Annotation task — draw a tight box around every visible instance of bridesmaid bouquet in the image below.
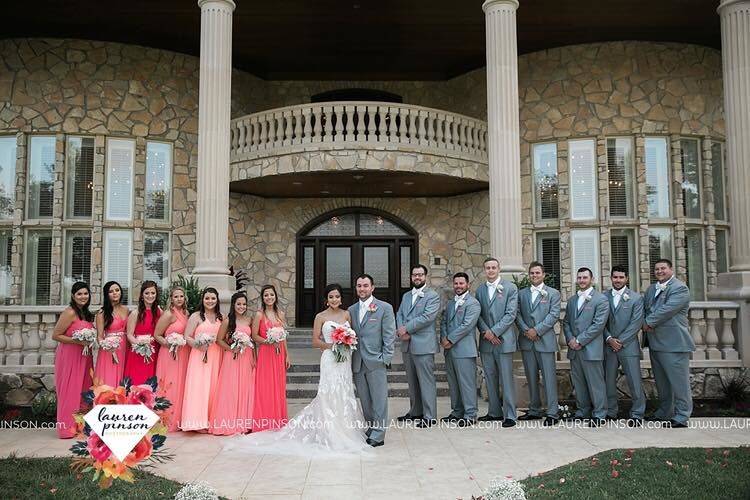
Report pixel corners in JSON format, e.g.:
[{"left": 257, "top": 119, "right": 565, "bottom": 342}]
[
  {"left": 194, "top": 332, "right": 216, "bottom": 363},
  {"left": 230, "top": 331, "right": 253, "bottom": 359},
  {"left": 330, "top": 324, "right": 358, "bottom": 362},
  {"left": 165, "top": 333, "right": 187, "bottom": 361},
  {"left": 132, "top": 335, "right": 155, "bottom": 364},
  {"left": 265, "top": 326, "right": 287, "bottom": 354},
  {"left": 99, "top": 336, "right": 122, "bottom": 365},
  {"left": 72, "top": 327, "right": 98, "bottom": 356}
]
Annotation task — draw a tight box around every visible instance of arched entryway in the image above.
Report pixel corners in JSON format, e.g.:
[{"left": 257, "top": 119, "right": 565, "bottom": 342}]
[{"left": 296, "top": 208, "right": 418, "bottom": 326}]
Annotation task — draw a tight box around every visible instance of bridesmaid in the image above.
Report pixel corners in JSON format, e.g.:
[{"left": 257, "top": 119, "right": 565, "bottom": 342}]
[
  {"left": 251, "top": 285, "right": 291, "bottom": 432},
  {"left": 124, "top": 281, "right": 162, "bottom": 385},
  {"left": 93, "top": 281, "right": 129, "bottom": 387},
  {"left": 154, "top": 286, "right": 190, "bottom": 432},
  {"left": 52, "top": 281, "right": 95, "bottom": 438},
  {"left": 210, "top": 292, "right": 256, "bottom": 435},
  {"left": 181, "top": 287, "right": 223, "bottom": 432}
]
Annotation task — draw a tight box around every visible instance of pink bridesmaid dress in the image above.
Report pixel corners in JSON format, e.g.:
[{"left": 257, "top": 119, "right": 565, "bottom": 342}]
[
  {"left": 124, "top": 309, "right": 161, "bottom": 385},
  {"left": 209, "top": 323, "right": 256, "bottom": 435},
  {"left": 55, "top": 318, "right": 94, "bottom": 438},
  {"left": 251, "top": 316, "right": 288, "bottom": 432},
  {"left": 154, "top": 309, "right": 189, "bottom": 432},
  {"left": 180, "top": 318, "right": 222, "bottom": 431},
  {"left": 93, "top": 315, "right": 128, "bottom": 387}
]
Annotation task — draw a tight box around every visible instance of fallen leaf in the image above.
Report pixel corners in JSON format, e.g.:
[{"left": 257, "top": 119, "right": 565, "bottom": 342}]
[
  {"left": 559, "top": 478, "right": 566, "bottom": 484},
  {"left": 49, "top": 489, "right": 57, "bottom": 495},
  {"left": 610, "top": 459, "right": 619, "bottom": 466},
  {"left": 538, "top": 484, "right": 546, "bottom": 489},
  {"left": 706, "top": 459, "right": 713, "bottom": 464},
  {"left": 666, "top": 461, "right": 673, "bottom": 467},
  {"left": 723, "top": 450, "right": 730, "bottom": 457},
  {"left": 611, "top": 470, "right": 620, "bottom": 478}
]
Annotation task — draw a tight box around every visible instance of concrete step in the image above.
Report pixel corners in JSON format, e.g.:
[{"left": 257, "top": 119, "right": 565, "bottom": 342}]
[
  {"left": 287, "top": 362, "right": 447, "bottom": 373},
  {"left": 286, "top": 382, "right": 451, "bottom": 400},
  {"left": 287, "top": 372, "right": 449, "bottom": 384}
]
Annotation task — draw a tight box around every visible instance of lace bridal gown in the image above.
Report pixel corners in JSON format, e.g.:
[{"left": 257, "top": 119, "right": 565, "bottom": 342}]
[{"left": 226, "top": 321, "right": 370, "bottom": 456}]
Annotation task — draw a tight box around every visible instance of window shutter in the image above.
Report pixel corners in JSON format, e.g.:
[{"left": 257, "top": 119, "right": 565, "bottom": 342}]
[
  {"left": 106, "top": 138, "right": 134, "bottom": 221},
  {"left": 648, "top": 227, "right": 672, "bottom": 282},
  {"left": 645, "top": 137, "right": 670, "bottom": 218},
  {"left": 610, "top": 229, "right": 637, "bottom": 288},
  {"left": 64, "top": 230, "right": 92, "bottom": 291},
  {"left": 66, "top": 137, "right": 94, "bottom": 218},
  {"left": 570, "top": 228, "right": 600, "bottom": 285},
  {"left": 680, "top": 138, "right": 701, "bottom": 219},
  {"left": 0, "top": 230, "right": 11, "bottom": 303},
  {"left": 606, "top": 138, "right": 633, "bottom": 218},
  {"left": 24, "top": 230, "right": 52, "bottom": 305},
  {"left": 536, "top": 232, "right": 561, "bottom": 290},
  {"left": 684, "top": 229, "right": 705, "bottom": 300},
  {"left": 28, "top": 136, "right": 55, "bottom": 219},
  {"left": 144, "top": 232, "right": 170, "bottom": 290},
  {"left": 104, "top": 230, "right": 132, "bottom": 303},
  {"left": 711, "top": 142, "right": 726, "bottom": 221},
  {"left": 0, "top": 137, "right": 16, "bottom": 220},
  {"left": 569, "top": 139, "right": 597, "bottom": 220}
]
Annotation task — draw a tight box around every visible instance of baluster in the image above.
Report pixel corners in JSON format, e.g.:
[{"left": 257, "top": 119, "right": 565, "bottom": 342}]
[
  {"left": 251, "top": 116, "right": 259, "bottom": 149},
  {"left": 313, "top": 106, "right": 323, "bottom": 142},
  {"left": 323, "top": 105, "right": 334, "bottom": 143},
  {"left": 40, "top": 313, "right": 58, "bottom": 366},
  {"left": 720, "top": 309, "right": 739, "bottom": 360},
  {"left": 480, "top": 126, "right": 487, "bottom": 152},
  {"left": 704, "top": 309, "right": 721, "bottom": 359},
  {"left": 23, "top": 314, "right": 40, "bottom": 366},
  {"left": 408, "top": 108, "right": 417, "bottom": 142},
  {"left": 293, "top": 108, "right": 303, "bottom": 144},
  {"left": 426, "top": 112, "right": 436, "bottom": 145},
  {"left": 302, "top": 108, "right": 312, "bottom": 144},
  {"left": 354, "top": 105, "right": 365, "bottom": 140},
  {"left": 259, "top": 116, "right": 268, "bottom": 147},
  {"left": 229, "top": 123, "right": 237, "bottom": 153},
  {"left": 436, "top": 113, "right": 445, "bottom": 145},
  {"left": 460, "top": 119, "right": 468, "bottom": 151},
  {"left": 0, "top": 313, "right": 6, "bottom": 364},
  {"left": 388, "top": 106, "right": 398, "bottom": 143},
  {"left": 367, "top": 106, "right": 377, "bottom": 142},
  {"left": 418, "top": 110, "right": 427, "bottom": 145},
  {"left": 466, "top": 121, "right": 474, "bottom": 152},
  {"left": 334, "top": 104, "right": 344, "bottom": 142},
  {"left": 444, "top": 115, "right": 453, "bottom": 148},
  {"left": 689, "top": 309, "right": 706, "bottom": 360},
  {"left": 5, "top": 313, "right": 23, "bottom": 365},
  {"left": 345, "top": 105, "right": 355, "bottom": 142},
  {"left": 285, "top": 110, "right": 294, "bottom": 145},
  {"left": 267, "top": 114, "right": 277, "bottom": 146},
  {"left": 236, "top": 120, "right": 245, "bottom": 153}
]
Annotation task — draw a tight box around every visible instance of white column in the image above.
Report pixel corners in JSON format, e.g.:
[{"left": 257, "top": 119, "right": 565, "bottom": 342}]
[
  {"left": 193, "top": 0, "right": 236, "bottom": 292},
  {"left": 483, "top": 0, "right": 524, "bottom": 273}
]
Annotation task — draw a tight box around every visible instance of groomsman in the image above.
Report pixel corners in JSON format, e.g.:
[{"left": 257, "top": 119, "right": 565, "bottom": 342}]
[
  {"left": 396, "top": 264, "right": 441, "bottom": 428},
  {"left": 563, "top": 267, "right": 609, "bottom": 426},
  {"left": 604, "top": 265, "right": 645, "bottom": 426},
  {"left": 516, "top": 261, "right": 561, "bottom": 426},
  {"left": 642, "top": 259, "right": 694, "bottom": 428},
  {"left": 476, "top": 257, "right": 519, "bottom": 427},
  {"left": 440, "top": 272, "right": 482, "bottom": 426}
]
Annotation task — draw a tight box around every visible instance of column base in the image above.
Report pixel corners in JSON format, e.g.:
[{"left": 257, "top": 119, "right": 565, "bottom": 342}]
[
  {"left": 708, "top": 271, "right": 750, "bottom": 366},
  {"left": 190, "top": 273, "right": 237, "bottom": 310}
]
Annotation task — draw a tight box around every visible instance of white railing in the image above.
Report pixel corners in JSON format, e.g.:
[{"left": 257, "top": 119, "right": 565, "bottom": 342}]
[{"left": 230, "top": 101, "right": 488, "bottom": 165}]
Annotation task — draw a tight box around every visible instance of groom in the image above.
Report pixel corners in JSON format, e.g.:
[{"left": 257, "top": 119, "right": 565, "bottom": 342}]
[{"left": 349, "top": 274, "right": 396, "bottom": 447}]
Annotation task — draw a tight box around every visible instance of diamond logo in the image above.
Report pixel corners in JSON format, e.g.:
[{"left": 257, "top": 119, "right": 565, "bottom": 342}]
[{"left": 84, "top": 404, "right": 160, "bottom": 462}]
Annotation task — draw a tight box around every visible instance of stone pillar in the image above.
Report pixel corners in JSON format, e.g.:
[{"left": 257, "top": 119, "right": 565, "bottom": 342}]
[
  {"left": 483, "top": 0, "right": 524, "bottom": 273},
  {"left": 711, "top": 0, "right": 750, "bottom": 367},
  {"left": 192, "top": 0, "right": 236, "bottom": 296}
]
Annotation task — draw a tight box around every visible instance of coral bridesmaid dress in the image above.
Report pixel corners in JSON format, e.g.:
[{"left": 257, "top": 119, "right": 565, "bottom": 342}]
[
  {"left": 123, "top": 309, "right": 161, "bottom": 385},
  {"left": 209, "top": 323, "right": 256, "bottom": 435},
  {"left": 55, "top": 318, "right": 94, "bottom": 438},
  {"left": 154, "top": 310, "right": 189, "bottom": 432},
  {"left": 180, "top": 318, "right": 222, "bottom": 431},
  {"left": 252, "top": 316, "right": 288, "bottom": 432},
  {"left": 93, "top": 315, "right": 128, "bottom": 387}
]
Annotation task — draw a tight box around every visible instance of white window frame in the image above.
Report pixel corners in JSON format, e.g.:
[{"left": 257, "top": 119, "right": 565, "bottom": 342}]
[
  {"left": 532, "top": 142, "right": 558, "bottom": 222},
  {"left": 26, "top": 135, "right": 57, "bottom": 221},
  {"left": 568, "top": 138, "right": 598, "bottom": 221},
  {"left": 145, "top": 141, "right": 172, "bottom": 223},
  {"left": 62, "top": 229, "right": 92, "bottom": 299},
  {"left": 680, "top": 137, "right": 703, "bottom": 222},
  {"left": 644, "top": 136, "right": 671, "bottom": 219},
  {"left": 0, "top": 136, "right": 17, "bottom": 221},
  {"left": 105, "top": 137, "right": 135, "bottom": 221},
  {"left": 103, "top": 229, "right": 133, "bottom": 304}
]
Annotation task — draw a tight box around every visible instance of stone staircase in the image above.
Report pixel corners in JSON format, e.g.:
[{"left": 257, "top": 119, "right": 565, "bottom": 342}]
[{"left": 285, "top": 328, "right": 450, "bottom": 401}]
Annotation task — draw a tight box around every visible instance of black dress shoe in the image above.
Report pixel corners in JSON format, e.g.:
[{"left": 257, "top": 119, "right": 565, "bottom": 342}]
[
  {"left": 441, "top": 415, "right": 461, "bottom": 422},
  {"left": 563, "top": 415, "right": 586, "bottom": 422},
  {"left": 501, "top": 419, "right": 516, "bottom": 428},
  {"left": 668, "top": 419, "right": 688, "bottom": 428},
  {"left": 588, "top": 418, "right": 607, "bottom": 427},
  {"left": 415, "top": 418, "right": 437, "bottom": 428},
  {"left": 543, "top": 416, "right": 559, "bottom": 426},
  {"left": 627, "top": 418, "right": 643, "bottom": 427},
  {"left": 397, "top": 414, "right": 422, "bottom": 422},
  {"left": 366, "top": 438, "right": 384, "bottom": 447},
  {"left": 644, "top": 415, "right": 668, "bottom": 422},
  {"left": 605, "top": 416, "right": 619, "bottom": 421},
  {"left": 518, "top": 413, "right": 543, "bottom": 421},
  {"left": 457, "top": 418, "right": 476, "bottom": 427},
  {"left": 477, "top": 415, "right": 503, "bottom": 422}
]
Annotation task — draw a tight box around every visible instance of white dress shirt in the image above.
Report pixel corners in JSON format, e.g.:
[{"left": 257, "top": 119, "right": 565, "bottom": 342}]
[
  {"left": 454, "top": 291, "right": 469, "bottom": 311},
  {"left": 654, "top": 276, "right": 674, "bottom": 298},
  {"left": 359, "top": 295, "right": 374, "bottom": 324},
  {"left": 530, "top": 284, "right": 545, "bottom": 304},
  {"left": 577, "top": 287, "right": 593, "bottom": 311},
  {"left": 411, "top": 284, "right": 426, "bottom": 307},
  {"left": 486, "top": 278, "right": 501, "bottom": 296},
  {"left": 612, "top": 287, "right": 626, "bottom": 309}
]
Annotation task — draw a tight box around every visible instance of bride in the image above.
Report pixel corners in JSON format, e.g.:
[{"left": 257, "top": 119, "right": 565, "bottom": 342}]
[{"left": 226, "top": 283, "right": 370, "bottom": 456}]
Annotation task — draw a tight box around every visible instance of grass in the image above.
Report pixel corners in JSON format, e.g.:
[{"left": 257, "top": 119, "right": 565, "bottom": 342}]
[
  {"left": 0, "top": 455, "right": 185, "bottom": 500},
  {"left": 520, "top": 447, "right": 750, "bottom": 500}
]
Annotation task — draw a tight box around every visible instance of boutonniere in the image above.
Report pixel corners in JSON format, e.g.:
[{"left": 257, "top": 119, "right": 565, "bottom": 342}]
[
  {"left": 456, "top": 298, "right": 466, "bottom": 307},
  {"left": 496, "top": 284, "right": 504, "bottom": 296},
  {"left": 539, "top": 289, "right": 548, "bottom": 297},
  {"left": 368, "top": 303, "right": 378, "bottom": 313},
  {"left": 657, "top": 283, "right": 669, "bottom": 292},
  {"left": 417, "top": 290, "right": 425, "bottom": 298},
  {"left": 584, "top": 295, "right": 592, "bottom": 302},
  {"left": 622, "top": 293, "right": 630, "bottom": 302}
]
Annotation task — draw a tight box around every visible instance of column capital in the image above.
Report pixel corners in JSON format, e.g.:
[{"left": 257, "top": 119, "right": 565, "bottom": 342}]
[
  {"left": 718, "top": 0, "right": 750, "bottom": 15},
  {"left": 482, "top": 0, "right": 519, "bottom": 13},
  {"left": 198, "top": 0, "right": 236, "bottom": 11}
]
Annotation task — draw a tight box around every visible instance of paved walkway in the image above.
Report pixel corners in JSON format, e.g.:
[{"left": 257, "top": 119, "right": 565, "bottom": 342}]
[{"left": 1, "top": 399, "right": 749, "bottom": 499}]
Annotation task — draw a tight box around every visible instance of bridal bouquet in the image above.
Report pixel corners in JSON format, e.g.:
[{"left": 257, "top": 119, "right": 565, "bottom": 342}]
[
  {"left": 330, "top": 324, "right": 358, "bottom": 362},
  {"left": 165, "top": 333, "right": 186, "bottom": 361},
  {"left": 230, "top": 331, "right": 253, "bottom": 359},
  {"left": 99, "top": 335, "right": 122, "bottom": 365},
  {"left": 265, "top": 326, "right": 287, "bottom": 354},
  {"left": 72, "top": 327, "right": 98, "bottom": 356},
  {"left": 194, "top": 332, "right": 216, "bottom": 363},
  {"left": 131, "top": 335, "right": 155, "bottom": 364}
]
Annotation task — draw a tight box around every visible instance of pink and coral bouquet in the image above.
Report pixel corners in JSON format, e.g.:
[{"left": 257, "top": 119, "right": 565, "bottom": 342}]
[
  {"left": 330, "top": 324, "right": 358, "bottom": 362},
  {"left": 131, "top": 335, "right": 155, "bottom": 364},
  {"left": 230, "top": 331, "right": 253, "bottom": 359},
  {"left": 99, "top": 335, "right": 122, "bottom": 365},
  {"left": 265, "top": 326, "right": 287, "bottom": 354},
  {"left": 194, "top": 332, "right": 216, "bottom": 363},
  {"left": 165, "top": 333, "right": 186, "bottom": 361}
]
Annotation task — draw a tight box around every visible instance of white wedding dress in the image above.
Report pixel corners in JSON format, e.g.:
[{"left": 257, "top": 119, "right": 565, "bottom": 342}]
[{"left": 225, "top": 320, "right": 370, "bottom": 456}]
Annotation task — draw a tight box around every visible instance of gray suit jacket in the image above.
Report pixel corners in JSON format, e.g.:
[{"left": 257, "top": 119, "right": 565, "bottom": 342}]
[
  {"left": 349, "top": 298, "right": 397, "bottom": 372},
  {"left": 643, "top": 278, "right": 694, "bottom": 353},
  {"left": 516, "top": 285, "right": 561, "bottom": 353},
  {"left": 440, "top": 294, "right": 481, "bottom": 358},
  {"left": 476, "top": 279, "right": 519, "bottom": 353},
  {"left": 396, "top": 288, "right": 440, "bottom": 355},
  {"left": 604, "top": 288, "right": 644, "bottom": 357},
  {"left": 563, "top": 289, "right": 609, "bottom": 361}
]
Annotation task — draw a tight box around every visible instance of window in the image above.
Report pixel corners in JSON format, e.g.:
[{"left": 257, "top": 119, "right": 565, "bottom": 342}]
[
  {"left": 716, "top": 229, "right": 729, "bottom": 274},
  {"left": 648, "top": 227, "right": 673, "bottom": 282},
  {"left": 0, "top": 137, "right": 16, "bottom": 219},
  {"left": 65, "top": 136, "right": 94, "bottom": 219},
  {"left": 63, "top": 230, "right": 92, "bottom": 293},
  {"left": 27, "top": 136, "right": 55, "bottom": 219},
  {"left": 303, "top": 247, "right": 314, "bottom": 289},
  {"left": 24, "top": 229, "right": 52, "bottom": 305},
  {"left": 144, "top": 232, "right": 170, "bottom": 291},
  {"left": 610, "top": 229, "right": 638, "bottom": 290},
  {"left": 400, "top": 246, "right": 412, "bottom": 288},
  {"left": 536, "top": 232, "right": 561, "bottom": 290},
  {"left": 105, "top": 138, "right": 134, "bottom": 221},
  {"left": 645, "top": 137, "right": 670, "bottom": 218},
  {"left": 146, "top": 142, "right": 171, "bottom": 221},
  {"left": 104, "top": 230, "right": 132, "bottom": 303},
  {"left": 570, "top": 228, "right": 600, "bottom": 285},
  {"left": 684, "top": 229, "right": 705, "bottom": 300},
  {"left": 533, "top": 142, "right": 558, "bottom": 220},
  {"left": 569, "top": 139, "right": 597, "bottom": 220},
  {"left": 680, "top": 138, "right": 701, "bottom": 219},
  {"left": 0, "top": 230, "right": 11, "bottom": 303},
  {"left": 606, "top": 138, "right": 634, "bottom": 218},
  {"left": 712, "top": 142, "right": 726, "bottom": 221}
]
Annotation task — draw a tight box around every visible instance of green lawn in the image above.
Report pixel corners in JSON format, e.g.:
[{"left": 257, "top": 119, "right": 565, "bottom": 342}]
[{"left": 521, "top": 447, "right": 750, "bottom": 500}]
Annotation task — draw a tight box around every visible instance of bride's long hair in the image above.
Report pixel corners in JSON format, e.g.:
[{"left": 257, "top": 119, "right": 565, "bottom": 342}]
[{"left": 323, "top": 283, "right": 344, "bottom": 310}]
